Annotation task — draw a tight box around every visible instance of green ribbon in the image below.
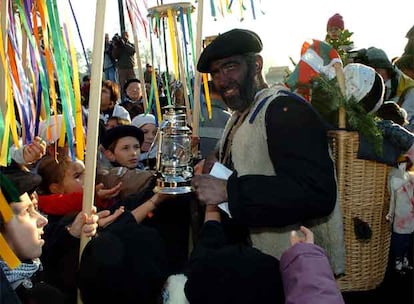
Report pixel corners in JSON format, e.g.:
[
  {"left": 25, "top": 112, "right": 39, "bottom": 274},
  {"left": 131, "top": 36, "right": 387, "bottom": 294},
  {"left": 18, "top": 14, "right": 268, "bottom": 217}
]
[
  {"left": 46, "top": 0, "right": 76, "bottom": 159},
  {"left": 15, "top": 0, "right": 51, "bottom": 129}
]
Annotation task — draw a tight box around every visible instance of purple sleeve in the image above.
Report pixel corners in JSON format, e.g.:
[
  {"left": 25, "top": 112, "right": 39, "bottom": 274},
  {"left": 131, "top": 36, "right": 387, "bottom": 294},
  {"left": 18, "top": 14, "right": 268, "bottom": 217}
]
[{"left": 280, "top": 243, "right": 344, "bottom": 304}]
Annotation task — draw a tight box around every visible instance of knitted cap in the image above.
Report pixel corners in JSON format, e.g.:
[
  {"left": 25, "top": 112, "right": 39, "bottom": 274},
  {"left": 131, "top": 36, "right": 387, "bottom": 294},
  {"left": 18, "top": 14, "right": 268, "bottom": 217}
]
[{"left": 327, "top": 13, "right": 344, "bottom": 30}]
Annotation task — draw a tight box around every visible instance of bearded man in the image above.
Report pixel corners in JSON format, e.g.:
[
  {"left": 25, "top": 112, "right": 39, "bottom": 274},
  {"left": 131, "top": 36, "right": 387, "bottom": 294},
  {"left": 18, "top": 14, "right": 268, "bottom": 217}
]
[{"left": 192, "top": 29, "right": 343, "bottom": 272}]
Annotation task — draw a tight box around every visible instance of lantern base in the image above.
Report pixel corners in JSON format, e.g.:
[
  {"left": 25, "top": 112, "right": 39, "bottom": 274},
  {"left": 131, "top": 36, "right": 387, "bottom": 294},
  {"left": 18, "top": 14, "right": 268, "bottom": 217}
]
[{"left": 154, "top": 179, "right": 193, "bottom": 195}]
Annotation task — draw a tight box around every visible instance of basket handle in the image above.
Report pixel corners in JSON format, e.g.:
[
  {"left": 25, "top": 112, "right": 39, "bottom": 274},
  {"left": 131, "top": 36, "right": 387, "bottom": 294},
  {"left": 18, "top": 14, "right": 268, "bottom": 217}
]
[{"left": 334, "top": 62, "right": 346, "bottom": 129}]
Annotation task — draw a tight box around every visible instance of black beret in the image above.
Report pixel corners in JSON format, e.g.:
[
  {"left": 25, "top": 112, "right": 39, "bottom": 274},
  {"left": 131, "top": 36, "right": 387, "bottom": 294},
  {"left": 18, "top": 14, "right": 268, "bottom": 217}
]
[
  {"left": 197, "top": 28, "right": 263, "bottom": 73},
  {"left": 101, "top": 125, "right": 144, "bottom": 150},
  {"left": 0, "top": 162, "right": 42, "bottom": 202},
  {"left": 78, "top": 223, "right": 167, "bottom": 304}
]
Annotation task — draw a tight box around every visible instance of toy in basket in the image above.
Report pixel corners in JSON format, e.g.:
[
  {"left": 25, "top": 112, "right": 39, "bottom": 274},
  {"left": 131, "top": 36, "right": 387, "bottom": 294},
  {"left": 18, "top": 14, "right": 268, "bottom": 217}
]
[{"left": 287, "top": 42, "right": 397, "bottom": 291}]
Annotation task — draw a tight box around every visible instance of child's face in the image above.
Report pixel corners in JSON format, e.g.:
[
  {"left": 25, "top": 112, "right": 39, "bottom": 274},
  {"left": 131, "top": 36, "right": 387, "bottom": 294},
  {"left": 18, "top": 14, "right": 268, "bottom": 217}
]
[
  {"left": 140, "top": 123, "right": 157, "bottom": 152},
  {"left": 327, "top": 26, "right": 341, "bottom": 40},
  {"left": 106, "top": 118, "right": 119, "bottom": 129},
  {"left": 62, "top": 160, "right": 85, "bottom": 193},
  {"left": 3, "top": 193, "right": 48, "bottom": 260},
  {"left": 112, "top": 136, "right": 141, "bottom": 168}
]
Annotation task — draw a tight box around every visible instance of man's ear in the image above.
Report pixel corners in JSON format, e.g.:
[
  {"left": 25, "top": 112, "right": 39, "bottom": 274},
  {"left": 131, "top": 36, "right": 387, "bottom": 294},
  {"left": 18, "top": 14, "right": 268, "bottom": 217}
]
[
  {"left": 49, "top": 183, "right": 63, "bottom": 194},
  {"left": 255, "top": 55, "right": 263, "bottom": 73}
]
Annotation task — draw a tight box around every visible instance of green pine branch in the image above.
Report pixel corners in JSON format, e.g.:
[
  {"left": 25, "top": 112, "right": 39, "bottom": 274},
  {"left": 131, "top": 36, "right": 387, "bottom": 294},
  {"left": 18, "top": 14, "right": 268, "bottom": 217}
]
[{"left": 313, "top": 75, "right": 383, "bottom": 155}]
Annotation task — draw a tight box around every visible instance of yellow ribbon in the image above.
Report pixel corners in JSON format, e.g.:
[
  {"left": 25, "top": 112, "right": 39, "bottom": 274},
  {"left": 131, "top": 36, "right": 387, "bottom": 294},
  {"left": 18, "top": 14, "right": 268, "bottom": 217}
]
[
  {"left": 202, "top": 73, "right": 212, "bottom": 119},
  {"left": 65, "top": 17, "right": 84, "bottom": 160},
  {"left": 0, "top": 233, "right": 21, "bottom": 269},
  {"left": 167, "top": 9, "right": 179, "bottom": 78},
  {"left": 152, "top": 70, "right": 162, "bottom": 123},
  {"left": 0, "top": 190, "right": 13, "bottom": 223}
]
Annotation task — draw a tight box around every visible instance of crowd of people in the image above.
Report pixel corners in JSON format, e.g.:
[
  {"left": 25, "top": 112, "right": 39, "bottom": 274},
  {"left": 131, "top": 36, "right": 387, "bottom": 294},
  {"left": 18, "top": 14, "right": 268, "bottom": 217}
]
[{"left": 1, "top": 12, "right": 414, "bottom": 304}]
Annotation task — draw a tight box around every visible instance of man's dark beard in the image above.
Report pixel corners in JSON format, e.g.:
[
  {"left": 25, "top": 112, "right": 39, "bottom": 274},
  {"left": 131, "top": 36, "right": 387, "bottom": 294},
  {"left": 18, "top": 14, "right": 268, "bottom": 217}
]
[{"left": 220, "top": 69, "right": 257, "bottom": 112}]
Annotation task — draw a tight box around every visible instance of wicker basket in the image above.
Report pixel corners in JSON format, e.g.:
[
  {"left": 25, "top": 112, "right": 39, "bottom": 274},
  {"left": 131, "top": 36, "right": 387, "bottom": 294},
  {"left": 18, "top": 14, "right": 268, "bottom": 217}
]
[{"left": 329, "top": 130, "right": 391, "bottom": 291}]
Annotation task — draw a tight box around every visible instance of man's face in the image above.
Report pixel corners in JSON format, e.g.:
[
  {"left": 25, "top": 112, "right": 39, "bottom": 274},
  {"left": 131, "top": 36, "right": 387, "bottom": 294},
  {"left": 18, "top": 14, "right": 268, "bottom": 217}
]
[
  {"left": 209, "top": 55, "right": 256, "bottom": 112},
  {"left": 4, "top": 193, "right": 48, "bottom": 260}
]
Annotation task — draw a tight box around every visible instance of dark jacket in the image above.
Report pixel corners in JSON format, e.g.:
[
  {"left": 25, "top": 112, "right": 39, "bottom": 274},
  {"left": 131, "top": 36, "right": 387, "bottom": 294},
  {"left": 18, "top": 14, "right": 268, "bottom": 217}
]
[
  {"left": 227, "top": 93, "right": 336, "bottom": 227},
  {"left": 0, "top": 268, "right": 21, "bottom": 304},
  {"left": 1, "top": 263, "right": 64, "bottom": 304},
  {"left": 184, "top": 220, "right": 285, "bottom": 304}
]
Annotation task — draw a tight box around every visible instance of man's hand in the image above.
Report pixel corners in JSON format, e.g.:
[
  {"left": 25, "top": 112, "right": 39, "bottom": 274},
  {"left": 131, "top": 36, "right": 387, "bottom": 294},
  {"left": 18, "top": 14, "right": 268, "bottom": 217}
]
[{"left": 191, "top": 175, "right": 227, "bottom": 205}]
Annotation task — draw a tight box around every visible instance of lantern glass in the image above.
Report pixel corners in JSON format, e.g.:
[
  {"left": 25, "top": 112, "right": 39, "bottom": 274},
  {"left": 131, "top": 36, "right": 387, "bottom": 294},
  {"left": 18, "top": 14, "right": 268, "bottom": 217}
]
[{"left": 154, "top": 106, "right": 193, "bottom": 194}]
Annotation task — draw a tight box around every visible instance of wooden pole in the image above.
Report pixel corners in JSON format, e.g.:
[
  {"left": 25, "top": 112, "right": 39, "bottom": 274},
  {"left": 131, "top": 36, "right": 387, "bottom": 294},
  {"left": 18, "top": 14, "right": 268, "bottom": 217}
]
[
  {"left": 77, "top": 2, "right": 107, "bottom": 303},
  {"left": 334, "top": 62, "right": 346, "bottom": 129},
  {"left": 191, "top": 0, "right": 203, "bottom": 138},
  {"left": 79, "top": 0, "right": 107, "bottom": 259},
  {"left": 0, "top": 0, "right": 9, "bottom": 118}
]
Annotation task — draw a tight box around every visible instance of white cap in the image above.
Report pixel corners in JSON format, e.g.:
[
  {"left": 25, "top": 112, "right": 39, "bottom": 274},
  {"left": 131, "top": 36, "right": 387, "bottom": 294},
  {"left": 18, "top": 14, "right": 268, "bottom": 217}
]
[
  {"left": 344, "top": 63, "right": 383, "bottom": 113},
  {"left": 112, "top": 104, "right": 131, "bottom": 122},
  {"left": 131, "top": 113, "right": 156, "bottom": 128}
]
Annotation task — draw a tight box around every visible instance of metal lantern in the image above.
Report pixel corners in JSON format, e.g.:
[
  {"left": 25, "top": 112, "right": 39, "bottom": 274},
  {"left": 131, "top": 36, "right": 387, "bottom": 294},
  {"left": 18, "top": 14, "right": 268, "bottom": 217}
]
[{"left": 153, "top": 105, "right": 193, "bottom": 194}]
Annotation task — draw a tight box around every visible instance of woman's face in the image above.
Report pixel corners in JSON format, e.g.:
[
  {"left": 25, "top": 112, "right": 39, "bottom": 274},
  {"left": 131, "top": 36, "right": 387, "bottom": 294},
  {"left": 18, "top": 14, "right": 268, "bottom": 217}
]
[
  {"left": 100, "top": 86, "right": 113, "bottom": 111},
  {"left": 111, "top": 136, "right": 141, "bottom": 168},
  {"left": 4, "top": 193, "right": 48, "bottom": 260},
  {"left": 140, "top": 123, "right": 157, "bottom": 152}
]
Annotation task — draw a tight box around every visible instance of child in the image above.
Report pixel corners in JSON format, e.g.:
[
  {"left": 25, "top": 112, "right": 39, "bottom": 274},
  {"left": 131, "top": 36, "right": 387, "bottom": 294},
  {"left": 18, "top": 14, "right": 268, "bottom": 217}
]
[
  {"left": 98, "top": 125, "right": 154, "bottom": 204},
  {"left": 36, "top": 155, "right": 123, "bottom": 214},
  {"left": 35, "top": 155, "right": 124, "bottom": 303},
  {"left": 131, "top": 113, "right": 158, "bottom": 169},
  {"left": 326, "top": 13, "right": 344, "bottom": 41},
  {"left": 78, "top": 192, "right": 170, "bottom": 304},
  {"left": 106, "top": 115, "right": 131, "bottom": 129},
  {"left": 0, "top": 164, "right": 98, "bottom": 304},
  {"left": 99, "top": 124, "right": 192, "bottom": 275}
]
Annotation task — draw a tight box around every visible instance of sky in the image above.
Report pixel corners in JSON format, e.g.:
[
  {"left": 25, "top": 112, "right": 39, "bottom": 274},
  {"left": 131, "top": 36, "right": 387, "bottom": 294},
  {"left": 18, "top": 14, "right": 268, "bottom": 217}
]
[{"left": 62, "top": 0, "right": 412, "bottom": 74}]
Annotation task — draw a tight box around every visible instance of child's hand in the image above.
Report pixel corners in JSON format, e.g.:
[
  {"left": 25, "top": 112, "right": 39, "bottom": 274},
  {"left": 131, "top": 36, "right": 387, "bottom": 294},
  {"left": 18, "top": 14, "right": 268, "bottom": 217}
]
[
  {"left": 23, "top": 136, "right": 46, "bottom": 164},
  {"left": 67, "top": 207, "right": 99, "bottom": 238},
  {"left": 95, "top": 182, "right": 122, "bottom": 200},
  {"left": 97, "top": 206, "right": 125, "bottom": 228},
  {"left": 150, "top": 192, "right": 171, "bottom": 207},
  {"left": 290, "top": 226, "right": 314, "bottom": 246}
]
